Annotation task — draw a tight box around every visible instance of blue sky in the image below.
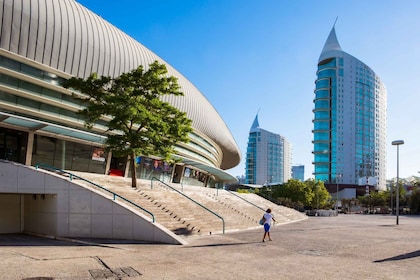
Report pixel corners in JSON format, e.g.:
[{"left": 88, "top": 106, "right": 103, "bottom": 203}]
[{"left": 76, "top": 0, "right": 420, "bottom": 180}]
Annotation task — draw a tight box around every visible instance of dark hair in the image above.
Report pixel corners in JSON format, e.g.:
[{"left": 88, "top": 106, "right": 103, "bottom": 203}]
[{"left": 266, "top": 208, "right": 271, "bottom": 213}]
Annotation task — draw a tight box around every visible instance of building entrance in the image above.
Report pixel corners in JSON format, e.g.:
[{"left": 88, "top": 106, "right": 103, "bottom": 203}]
[{"left": 0, "top": 127, "right": 27, "bottom": 164}]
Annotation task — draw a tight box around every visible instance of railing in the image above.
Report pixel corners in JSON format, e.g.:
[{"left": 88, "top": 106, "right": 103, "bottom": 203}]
[
  {"left": 35, "top": 163, "right": 155, "bottom": 223},
  {"left": 151, "top": 177, "right": 225, "bottom": 234},
  {"left": 227, "top": 190, "right": 265, "bottom": 212},
  {"left": 255, "top": 191, "right": 277, "bottom": 205}
]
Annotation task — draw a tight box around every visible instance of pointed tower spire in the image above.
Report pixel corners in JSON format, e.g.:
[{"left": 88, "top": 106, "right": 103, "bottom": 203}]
[
  {"left": 318, "top": 20, "right": 342, "bottom": 63},
  {"left": 250, "top": 112, "right": 260, "bottom": 133}
]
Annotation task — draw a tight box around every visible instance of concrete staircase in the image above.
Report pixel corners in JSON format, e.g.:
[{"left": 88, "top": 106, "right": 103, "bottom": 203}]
[{"left": 70, "top": 172, "right": 307, "bottom": 236}]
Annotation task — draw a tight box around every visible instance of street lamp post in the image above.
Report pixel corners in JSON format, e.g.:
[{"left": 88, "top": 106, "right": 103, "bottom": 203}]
[{"left": 392, "top": 140, "right": 404, "bottom": 225}]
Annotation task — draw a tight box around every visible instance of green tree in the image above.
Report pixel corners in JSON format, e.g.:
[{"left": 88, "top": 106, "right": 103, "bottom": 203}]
[
  {"left": 409, "top": 187, "right": 420, "bottom": 214},
  {"left": 389, "top": 181, "right": 407, "bottom": 212},
  {"left": 275, "top": 179, "right": 308, "bottom": 205},
  {"left": 370, "top": 191, "right": 389, "bottom": 207},
  {"left": 272, "top": 179, "right": 330, "bottom": 209},
  {"left": 63, "top": 61, "right": 193, "bottom": 188},
  {"left": 358, "top": 191, "right": 390, "bottom": 213},
  {"left": 308, "top": 179, "right": 331, "bottom": 209},
  {"left": 272, "top": 179, "right": 311, "bottom": 210}
]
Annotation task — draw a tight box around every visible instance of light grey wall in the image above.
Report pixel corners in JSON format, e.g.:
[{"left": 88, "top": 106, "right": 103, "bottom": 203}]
[
  {"left": 341, "top": 188, "right": 357, "bottom": 200},
  {"left": 0, "top": 160, "right": 185, "bottom": 244}
]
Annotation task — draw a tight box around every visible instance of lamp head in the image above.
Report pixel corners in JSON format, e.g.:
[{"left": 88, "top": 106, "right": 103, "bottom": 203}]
[{"left": 392, "top": 140, "right": 404, "bottom": 146}]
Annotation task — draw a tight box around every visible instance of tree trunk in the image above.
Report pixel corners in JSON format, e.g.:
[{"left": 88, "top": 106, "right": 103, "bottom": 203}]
[{"left": 130, "top": 152, "right": 137, "bottom": 188}]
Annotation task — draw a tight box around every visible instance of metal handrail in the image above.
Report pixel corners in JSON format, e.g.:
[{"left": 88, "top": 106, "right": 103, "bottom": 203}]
[
  {"left": 151, "top": 177, "right": 225, "bottom": 234},
  {"left": 227, "top": 190, "right": 265, "bottom": 212},
  {"left": 35, "top": 163, "right": 155, "bottom": 223}
]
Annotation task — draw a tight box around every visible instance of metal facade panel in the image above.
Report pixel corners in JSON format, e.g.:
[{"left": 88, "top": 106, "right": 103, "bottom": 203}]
[
  {"left": 101, "top": 19, "right": 113, "bottom": 77},
  {"left": 9, "top": 0, "right": 21, "bottom": 53},
  {"left": 80, "top": 6, "right": 98, "bottom": 77},
  {"left": 74, "top": 2, "right": 89, "bottom": 78},
  {"left": 43, "top": 0, "right": 54, "bottom": 66},
  {"left": 0, "top": 1, "right": 3, "bottom": 44},
  {"left": 61, "top": 1, "right": 73, "bottom": 74},
  {"left": 0, "top": 0, "right": 241, "bottom": 169},
  {"left": 64, "top": 2, "right": 76, "bottom": 76},
  {"left": 1, "top": 0, "right": 12, "bottom": 50},
  {"left": 56, "top": 1, "right": 68, "bottom": 71},
  {"left": 18, "top": 0, "right": 30, "bottom": 56},
  {"left": 35, "top": 0, "right": 46, "bottom": 63},
  {"left": 50, "top": 1, "right": 62, "bottom": 69},
  {"left": 92, "top": 12, "right": 105, "bottom": 75}
]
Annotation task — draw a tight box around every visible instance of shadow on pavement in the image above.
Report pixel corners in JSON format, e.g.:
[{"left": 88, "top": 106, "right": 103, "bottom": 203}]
[
  {"left": 374, "top": 250, "right": 420, "bottom": 263},
  {"left": 0, "top": 233, "right": 151, "bottom": 248},
  {"left": 183, "top": 241, "right": 263, "bottom": 248},
  {"left": 0, "top": 233, "right": 78, "bottom": 246}
]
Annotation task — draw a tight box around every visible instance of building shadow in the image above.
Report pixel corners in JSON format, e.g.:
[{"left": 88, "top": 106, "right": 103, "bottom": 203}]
[
  {"left": 0, "top": 233, "right": 152, "bottom": 248},
  {"left": 183, "top": 241, "right": 263, "bottom": 248},
  {"left": 374, "top": 250, "right": 420, "bottom": 263}
]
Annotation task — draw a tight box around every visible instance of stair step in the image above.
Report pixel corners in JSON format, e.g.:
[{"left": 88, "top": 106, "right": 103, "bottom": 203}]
[{"left": 70, "top": 172, "right": 307, "bottom": 236}]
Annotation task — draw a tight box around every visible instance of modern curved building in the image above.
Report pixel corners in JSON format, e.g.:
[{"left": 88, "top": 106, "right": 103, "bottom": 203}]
[
  {"left": 0, "top": 0, "right": 240, "bottom": 186},
  {"left": 313, "top": 26, "right": 387, "bottom": 191}
]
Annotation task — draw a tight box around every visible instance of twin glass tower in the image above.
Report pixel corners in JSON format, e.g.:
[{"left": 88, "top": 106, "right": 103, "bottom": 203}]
[
  {"left": 313, "top": 26, "right": 387, "bottom": 190},
  {"left": 244, "top": 26, "right": 387, "bottom": 191},
  {"left": 245, "top": 114, "right": 291, "bottom": 185}
]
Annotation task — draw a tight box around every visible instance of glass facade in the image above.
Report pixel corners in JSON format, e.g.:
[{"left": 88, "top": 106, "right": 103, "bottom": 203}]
[
  {"left": 313, "top": 28, "right": 386, "bottom": 189},
  {"left": 0, "top": 127, "right": 27, "bottom": 164},
  {"left": 292, "top": 165, "right": 305, "bottom": 181},
  {"left": 313, "top": 58, "right": 336, "bottom": 182},
  {"left": 245, "top": 131, "right": 257, "bottom": 184},
  {"left": 0, "top": 52, "right": 226, "bottom": 187},
  {"left": 245, "top": 122, "right": 290, "bottom": 185},
  {"left": 31, "top": 134, "right": 107, "bottom": 174}
]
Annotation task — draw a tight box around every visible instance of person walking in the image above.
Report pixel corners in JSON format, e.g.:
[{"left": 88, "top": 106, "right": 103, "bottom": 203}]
[{"left": 262, "top": 208, "right": 276, "bottom": 242}]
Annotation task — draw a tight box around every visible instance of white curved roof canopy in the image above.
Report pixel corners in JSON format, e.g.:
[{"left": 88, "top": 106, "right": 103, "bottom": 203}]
[{"left": 0, "top": 0, "right": 240, "bottom": 169}]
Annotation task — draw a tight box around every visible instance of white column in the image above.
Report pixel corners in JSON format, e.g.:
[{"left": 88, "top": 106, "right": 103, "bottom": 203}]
[{"left": 25, "top": 131, "right": 34, "bottom": 166}]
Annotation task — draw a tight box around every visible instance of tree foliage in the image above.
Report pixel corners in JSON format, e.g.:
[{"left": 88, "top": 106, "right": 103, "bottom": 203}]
[
  {"left": 409, "top": 187, "right": 420, "bottom": 214},
  {"left": 275, "top": 179, "right": 313, "bottom": 206},
  {"left": 63, "top": 61, "right": 193, "bottom": 187},
  {"left": 358, "top": 191, "right": 390, "bottom": 213},
  {"left": 272, "top": 179, "right": 331, "bottom": 209},
  {"left": 307, "top": 179, "right": 331, "bottom": 209}
]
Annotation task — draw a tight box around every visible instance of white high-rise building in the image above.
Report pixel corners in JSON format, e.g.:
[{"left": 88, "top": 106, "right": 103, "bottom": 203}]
[
  {"left": 245, "top": 114, "right": 292, "bottom": 185},
  {"left": 313, "top": 26, "right": 387, "bottom": 190}
]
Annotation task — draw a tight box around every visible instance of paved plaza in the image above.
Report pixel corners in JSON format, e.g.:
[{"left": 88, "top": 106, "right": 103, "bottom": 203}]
[{"left": 1, "top": 214, "right": 419, "bottom": 280}]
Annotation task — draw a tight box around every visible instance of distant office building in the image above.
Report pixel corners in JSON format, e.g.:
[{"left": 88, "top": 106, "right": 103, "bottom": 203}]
[
  {"left": 312, "top": 25, "right": 387, "bottom": 190},
  {"left": 292, "top": 165, "right": 305, "bottom": 181},
  {"left": 245, "top": 114, "right": 292, "bottom": 185},
  {"left": 236, "top": 175, "right": 246, "bottom": 184}
]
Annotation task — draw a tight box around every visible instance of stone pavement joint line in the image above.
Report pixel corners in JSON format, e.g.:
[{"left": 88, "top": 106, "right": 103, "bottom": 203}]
[
  {"left": 3, "top": 215, "right": 420, "bottom": 279},
  {"left": 89, "top": 267, "right": 141, "bottom": 279},
  {"left": 90, "top": 256, "right": 142, "bottom": 279}
]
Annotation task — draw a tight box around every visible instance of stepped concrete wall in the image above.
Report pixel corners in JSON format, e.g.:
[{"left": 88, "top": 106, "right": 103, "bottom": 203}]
[
  {"left": 71, "top": 172, "right": 307, "bottom": 236},
  {"left": 0, "top": 160, "right": 184, "bottom": 244}
]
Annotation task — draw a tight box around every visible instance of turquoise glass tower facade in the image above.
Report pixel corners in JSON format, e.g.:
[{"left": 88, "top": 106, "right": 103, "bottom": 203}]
[
  {"left": 245, "top": 114, "right": 291, "bottom": 185},
  {"left": 313, "top": 27, "right": 387, "bottom": 190}
]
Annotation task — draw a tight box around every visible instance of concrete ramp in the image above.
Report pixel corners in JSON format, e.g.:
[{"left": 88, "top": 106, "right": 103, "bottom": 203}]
[
  {"left": 0, "top": 160, "right": 185, "bottom": 244},
  {"left": 71, "top": 172, "right": 308, "bottom": 236}
]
